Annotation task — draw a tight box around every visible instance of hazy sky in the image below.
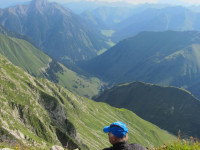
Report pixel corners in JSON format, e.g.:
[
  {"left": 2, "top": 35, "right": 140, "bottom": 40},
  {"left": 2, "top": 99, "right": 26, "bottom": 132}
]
[
  {"left": 47, "top": 0, "right": 200, "bottom": 5},
  {"left": 0, "top": 0, "right": 200, "bottom": 8}
]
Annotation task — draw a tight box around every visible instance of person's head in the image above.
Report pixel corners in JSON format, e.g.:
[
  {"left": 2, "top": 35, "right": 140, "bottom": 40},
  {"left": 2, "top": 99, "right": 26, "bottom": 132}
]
[{"left": 103, "top": 121, "right": 128, "bottom": 144}]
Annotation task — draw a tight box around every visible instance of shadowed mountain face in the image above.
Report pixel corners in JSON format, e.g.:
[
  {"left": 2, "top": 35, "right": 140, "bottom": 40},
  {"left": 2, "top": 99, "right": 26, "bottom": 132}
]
[
  {"left": 0, "top": 0, "right": 108, "bottom": 64},
  {"left": 81, "top": 31, "right": 200, "bottom": 98},
  {"left": 95, "top": 81, "right": 200, "bottom": 139}
]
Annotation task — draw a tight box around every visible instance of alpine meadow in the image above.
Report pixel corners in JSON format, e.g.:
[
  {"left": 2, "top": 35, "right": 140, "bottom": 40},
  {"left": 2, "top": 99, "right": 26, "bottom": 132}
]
[{"left": 0, "top": 0, "right": 200, "bottom": 150}]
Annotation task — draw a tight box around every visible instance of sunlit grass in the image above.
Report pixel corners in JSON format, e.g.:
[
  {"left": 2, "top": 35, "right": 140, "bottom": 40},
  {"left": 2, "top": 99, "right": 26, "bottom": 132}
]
[
  {"left": 101, "top": 30, "right": 115, "bottom": 37},
  {"left": 152, "top": 139, "right": 200, "bottom": 150},
  {"left": 151, "top": 131, "right": 200, "bottom": 150}
]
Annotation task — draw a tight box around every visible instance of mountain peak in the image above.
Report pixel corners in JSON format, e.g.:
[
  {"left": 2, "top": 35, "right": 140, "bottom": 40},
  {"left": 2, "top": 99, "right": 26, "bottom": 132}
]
[{"left": 31, "top": 0, "right": 48, "bottom": 8}]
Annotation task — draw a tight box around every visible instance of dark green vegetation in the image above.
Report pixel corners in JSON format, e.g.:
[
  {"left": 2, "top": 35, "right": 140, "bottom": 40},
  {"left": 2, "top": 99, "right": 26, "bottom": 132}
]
[
  {"left": 0, "top": 0, "right": 110, "bottom": 64},
  {"left": 0, "top": 55, "right": 175, "bottom": 149},
  {"left": 95, "top": 81, "right": 200, "bottom": 139},
  {"left": 82, "top": 31, "right": 200, "bottom": 98},
  {"left": 0, "top": 30, "right": 105, "bottom": 98}
]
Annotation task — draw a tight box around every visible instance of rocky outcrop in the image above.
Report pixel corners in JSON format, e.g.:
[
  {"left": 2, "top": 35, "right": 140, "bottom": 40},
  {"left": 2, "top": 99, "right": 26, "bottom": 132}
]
[
  {"left": 0, "top": 55, "right": 86, "bottom": 149},
  {"left": 50, "top": 145, "right": 64, "bottom": 150}
]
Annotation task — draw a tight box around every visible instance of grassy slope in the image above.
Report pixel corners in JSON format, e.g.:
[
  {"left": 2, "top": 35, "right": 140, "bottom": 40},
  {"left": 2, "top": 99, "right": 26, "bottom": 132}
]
[
  {"left": 57, "top": 63, "right": 104, "bottom": 98},
  {"left": 0, "top": 33, "right": 104, "bottom": 98},
  {"left": 0, "top": 54, "right": 175, "bottom": 149},
  {"left": 0, "top": 33, "right": 50, "bottom": 76},
  {"left": 152, "top": 138, "right": 200, "bottom": 150},
  {"left": 66, "top": 98, "right": 175, "bottom": 149}
]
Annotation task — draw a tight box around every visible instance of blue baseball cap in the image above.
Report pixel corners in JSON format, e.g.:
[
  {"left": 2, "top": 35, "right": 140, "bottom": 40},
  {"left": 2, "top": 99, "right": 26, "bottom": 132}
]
[{"left": 103, "top": 121, "right": 128, "bottom": 138}]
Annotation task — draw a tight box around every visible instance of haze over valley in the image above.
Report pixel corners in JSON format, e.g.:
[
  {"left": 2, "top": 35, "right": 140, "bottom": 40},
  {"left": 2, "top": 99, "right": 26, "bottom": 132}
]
[{"left": 0, "top": 0, "right": 200, "bottom": 149}]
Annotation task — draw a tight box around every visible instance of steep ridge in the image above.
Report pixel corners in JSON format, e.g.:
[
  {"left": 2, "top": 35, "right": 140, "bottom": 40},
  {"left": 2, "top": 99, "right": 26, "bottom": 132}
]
[
  {"left": 82, "top": 31, "right": 200, "bottom": 98},
  {"left": 95, "top": 81, "right": 200, "bottom": 139},
  {"left": 0, "top": 32, "right": 104, "bottom": 98},
  {"left": 0, "top": 0, "right": 109, "bottom": 64},
  {"left": 112, "top": 6, "right": 200, "bottom": 42},
  {"left": 0, "top": 54, "right": 175, "bottom": 149},
  {"left": 0, "top": 54, "right": 87, "bottom": 150}
]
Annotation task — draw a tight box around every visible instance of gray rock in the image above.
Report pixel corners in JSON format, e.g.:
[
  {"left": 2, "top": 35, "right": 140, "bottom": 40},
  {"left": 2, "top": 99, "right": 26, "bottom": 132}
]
[{"left": 50, "top": 145, "right": 64, "bottom": 150}]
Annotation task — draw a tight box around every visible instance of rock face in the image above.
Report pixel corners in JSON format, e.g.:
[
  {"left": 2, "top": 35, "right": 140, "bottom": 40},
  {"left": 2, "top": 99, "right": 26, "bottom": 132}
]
[{"left": 50, "top": 146, "right": 79, "bottom": 150}]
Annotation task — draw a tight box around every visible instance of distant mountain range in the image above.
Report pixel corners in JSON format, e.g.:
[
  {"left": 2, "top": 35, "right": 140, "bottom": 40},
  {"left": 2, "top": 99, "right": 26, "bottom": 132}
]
[
  {"left": 80, "top": 6, "right": 200, "bottom": 42},
  {"left": 63, "top": 1, "right": 136, "bottom": 14},
  {"left": 81, "top": 7, "right": 135, "bottom": 30},
  {"left": 112, "top": 6, "right": 200, "bottom": 41},
  {"left": 80, "top": 4, "right": 170, "bottom": 30},
  {"left": 0, "top": 0, "right": 109, "bottom": 64},
  {"left": 0, "top": 54, "right": 175, "bottom": 149},
  {"left": 95, "top": 81, "right": 200, "bottom": 138},
  {"left": 81, "top": 31, "right": 200, "bottom": 98}
]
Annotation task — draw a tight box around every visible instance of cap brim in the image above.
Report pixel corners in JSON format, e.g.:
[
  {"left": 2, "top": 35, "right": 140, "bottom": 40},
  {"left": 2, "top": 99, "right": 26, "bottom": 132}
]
[{"left": 103, "top": 126, "right": 111, "bottom": 133}]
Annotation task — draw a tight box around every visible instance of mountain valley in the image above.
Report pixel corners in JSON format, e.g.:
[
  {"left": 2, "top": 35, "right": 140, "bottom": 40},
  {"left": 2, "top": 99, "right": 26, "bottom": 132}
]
[
  {"left": 1, "top": 0, "right": 200, "bottom": 149},
  {"left": 0, "top": 26, "right": 104, "bottom": 98}
]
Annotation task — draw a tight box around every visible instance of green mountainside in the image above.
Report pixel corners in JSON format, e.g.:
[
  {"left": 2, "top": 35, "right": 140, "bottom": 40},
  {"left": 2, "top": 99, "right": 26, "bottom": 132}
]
[
  {"left": 0, "top": 32, "right": 104, "bottom": 98},
  {"left": 0, "top": 33, "right": 50, "bottom": 77},
  {"left": 0, "top": 54, "right": 175, "bottom": 149},
  {"left": 82, "top": 31, "right": 200, "bottom": 98},
  {"left": 0, "top": 0, "right": 109, "bottom": 64},
  {"left": 95, "top": 81, "right": 200, "bottom": 139}
]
